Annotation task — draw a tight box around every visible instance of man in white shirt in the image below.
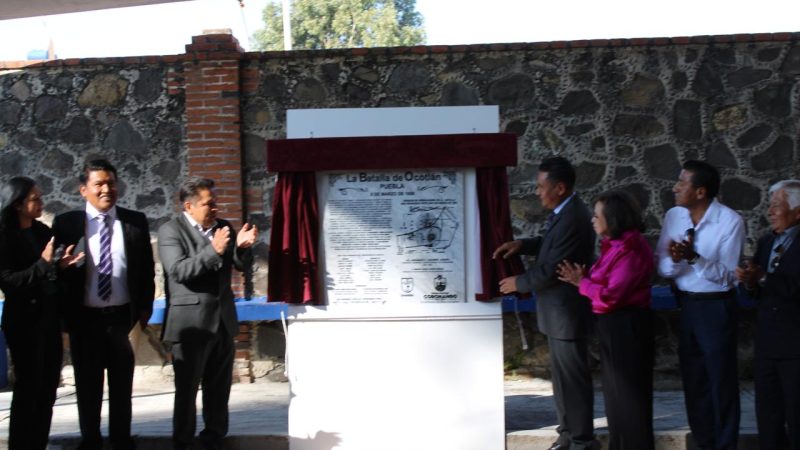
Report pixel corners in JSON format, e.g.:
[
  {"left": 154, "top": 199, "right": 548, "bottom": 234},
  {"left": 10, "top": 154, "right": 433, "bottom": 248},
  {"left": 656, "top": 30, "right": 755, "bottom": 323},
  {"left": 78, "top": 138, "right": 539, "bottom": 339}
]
[
  {"left": 53, "top": 159, "right": 155, "bottom": 450},
  {"left": 656, "top": 160, "right": 744, "bottom": 450}
]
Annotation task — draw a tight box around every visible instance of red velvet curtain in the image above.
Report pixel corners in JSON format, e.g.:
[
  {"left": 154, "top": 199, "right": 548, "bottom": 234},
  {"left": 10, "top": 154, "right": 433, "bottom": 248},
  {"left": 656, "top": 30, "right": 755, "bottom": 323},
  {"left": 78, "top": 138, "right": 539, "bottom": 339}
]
[
  {"left": 267, "top": 172, "right": 320, "bottom": 304},
  {"left": 475, "top": 167, "right": 526, "bottom": 300}
]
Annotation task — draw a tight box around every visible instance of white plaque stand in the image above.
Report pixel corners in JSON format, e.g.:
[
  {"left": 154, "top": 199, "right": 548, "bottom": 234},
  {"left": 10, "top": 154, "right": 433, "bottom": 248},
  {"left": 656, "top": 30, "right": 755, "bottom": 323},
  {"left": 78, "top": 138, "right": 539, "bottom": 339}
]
[{"left": 285, "top": 106, "right": 505, "bottom": 450}]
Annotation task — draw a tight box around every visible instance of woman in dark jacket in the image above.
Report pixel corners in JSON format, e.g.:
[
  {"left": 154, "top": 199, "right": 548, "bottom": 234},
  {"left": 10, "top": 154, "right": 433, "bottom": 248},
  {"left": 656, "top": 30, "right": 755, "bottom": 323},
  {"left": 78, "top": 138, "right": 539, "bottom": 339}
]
[{"left": 0, "top": 177, "right": 82, "bottom": 449}]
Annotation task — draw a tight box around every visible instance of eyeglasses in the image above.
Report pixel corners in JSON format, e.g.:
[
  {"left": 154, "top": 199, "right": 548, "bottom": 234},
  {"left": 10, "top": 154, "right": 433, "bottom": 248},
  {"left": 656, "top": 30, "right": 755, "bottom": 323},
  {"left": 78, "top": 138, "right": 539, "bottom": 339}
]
[{"left": 771, "top": 244, "right": 785, "bottom": 270}]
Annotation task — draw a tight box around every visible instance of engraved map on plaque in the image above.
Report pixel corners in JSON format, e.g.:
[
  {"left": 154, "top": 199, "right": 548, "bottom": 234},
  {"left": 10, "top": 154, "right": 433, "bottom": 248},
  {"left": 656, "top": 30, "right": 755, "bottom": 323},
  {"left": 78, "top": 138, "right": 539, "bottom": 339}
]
[{"left": 322, "top": 169, "right": 465, "bottom": 304}]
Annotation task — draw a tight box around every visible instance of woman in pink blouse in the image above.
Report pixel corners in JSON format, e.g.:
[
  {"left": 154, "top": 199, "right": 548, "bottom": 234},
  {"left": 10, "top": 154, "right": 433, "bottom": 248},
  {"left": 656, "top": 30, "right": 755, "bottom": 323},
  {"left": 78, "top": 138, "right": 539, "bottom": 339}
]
[{"left": 557, "top": 190, "right": 655, "bottom": 450}]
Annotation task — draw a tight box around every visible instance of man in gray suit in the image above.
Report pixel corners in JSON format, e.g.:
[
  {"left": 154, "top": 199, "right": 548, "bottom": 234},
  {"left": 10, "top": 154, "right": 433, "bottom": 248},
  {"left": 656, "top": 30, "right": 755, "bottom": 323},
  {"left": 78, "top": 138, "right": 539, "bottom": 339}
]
[
  {"left": 494, "top": 156, "right": 597, "bottom": 450},
  {"left": 158, "top": 177, "right": 257, "bottom": 450}
]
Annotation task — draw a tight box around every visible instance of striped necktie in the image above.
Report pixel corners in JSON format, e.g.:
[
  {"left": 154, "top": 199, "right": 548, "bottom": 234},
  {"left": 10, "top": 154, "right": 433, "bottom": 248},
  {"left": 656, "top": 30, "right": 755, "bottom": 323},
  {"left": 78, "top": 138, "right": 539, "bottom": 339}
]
[{"left": 97, "top": 213, "right": 112, "bottom": 301}]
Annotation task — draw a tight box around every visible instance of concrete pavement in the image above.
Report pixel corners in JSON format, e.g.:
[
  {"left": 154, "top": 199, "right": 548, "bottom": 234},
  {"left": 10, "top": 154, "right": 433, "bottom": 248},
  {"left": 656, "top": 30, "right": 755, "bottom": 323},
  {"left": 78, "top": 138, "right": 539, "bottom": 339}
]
[{"left": 0, "top": 368, "right": 759, "bottom": 450}]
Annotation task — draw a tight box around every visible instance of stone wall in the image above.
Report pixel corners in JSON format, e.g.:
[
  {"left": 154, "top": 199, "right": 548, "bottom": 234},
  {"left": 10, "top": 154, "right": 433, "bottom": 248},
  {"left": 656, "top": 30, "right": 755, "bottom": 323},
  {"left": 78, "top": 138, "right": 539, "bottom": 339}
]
[
  {"left": 0, "top": 64, "right": 184, "bottom": 223},
  {"left": 0, "top": 62, "right": 185, "bottom": 298},
  {"left": 3, "top": 32, "right": 800, "bottom": 381},
  {"left": 241, "top": 38, "right": 800, "bottom": 260}
]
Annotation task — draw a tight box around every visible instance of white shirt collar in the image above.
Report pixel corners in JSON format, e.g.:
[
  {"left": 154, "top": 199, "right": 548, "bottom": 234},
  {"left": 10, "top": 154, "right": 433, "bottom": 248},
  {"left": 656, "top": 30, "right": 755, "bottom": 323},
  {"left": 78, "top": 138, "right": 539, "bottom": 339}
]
[
  {"left": 183, "top": 211, "right": 201, "bottom": 229},
  {"left": 694, "top": 198, "right": 722, "bottom": 227},
  {"left": 553, "top": 193, "right": 575, "bottom": 215},
  {"left": 85, "top": 202, "right": 117, "bottom": 221},
  {"left": 776, "top": 223, "right": 800, "bottom": 245},
  {"left": 183, "top": 211, "right": 214, "bottom": 233},
  {"left": 780, "top": 223, "right": 800, "bottom": 237}
]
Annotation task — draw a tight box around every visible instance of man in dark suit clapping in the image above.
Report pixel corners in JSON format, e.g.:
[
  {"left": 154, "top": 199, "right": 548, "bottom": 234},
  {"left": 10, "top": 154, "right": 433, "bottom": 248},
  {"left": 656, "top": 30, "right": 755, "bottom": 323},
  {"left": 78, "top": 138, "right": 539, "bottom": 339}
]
[
  {"left": 158, "top": 177, "right": 257, "bottom": 450},
  {"left": 737, "top": 179, "right": 800, "bottom": 450},
  {"left": 53, "top": 159, "right": 155, "bottom": 450},
  {"left": 494, "top": 156, "right": 597, "bottom": 450}
]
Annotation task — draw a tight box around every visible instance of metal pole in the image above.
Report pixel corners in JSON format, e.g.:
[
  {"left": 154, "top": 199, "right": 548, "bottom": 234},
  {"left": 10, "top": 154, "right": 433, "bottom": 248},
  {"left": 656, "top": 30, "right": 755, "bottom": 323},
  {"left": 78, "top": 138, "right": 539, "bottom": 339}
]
[{"left": 282, "top": 0, "right": 292, "bottom": 50}]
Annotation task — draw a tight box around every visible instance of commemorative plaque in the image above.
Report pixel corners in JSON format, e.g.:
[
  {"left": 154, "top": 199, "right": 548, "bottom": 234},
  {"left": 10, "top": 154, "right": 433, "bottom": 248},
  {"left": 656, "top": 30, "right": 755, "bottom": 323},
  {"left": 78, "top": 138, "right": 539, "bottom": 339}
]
[{"left": 321, "top": 168, "right": 465, "bottom": 304}]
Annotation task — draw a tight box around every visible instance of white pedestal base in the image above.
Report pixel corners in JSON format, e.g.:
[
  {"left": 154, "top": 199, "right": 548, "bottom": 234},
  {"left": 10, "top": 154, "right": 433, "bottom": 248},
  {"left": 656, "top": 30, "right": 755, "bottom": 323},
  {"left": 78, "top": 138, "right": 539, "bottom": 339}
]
[{"left": 287, "top": 304, "right": 505, "bottom": 450}]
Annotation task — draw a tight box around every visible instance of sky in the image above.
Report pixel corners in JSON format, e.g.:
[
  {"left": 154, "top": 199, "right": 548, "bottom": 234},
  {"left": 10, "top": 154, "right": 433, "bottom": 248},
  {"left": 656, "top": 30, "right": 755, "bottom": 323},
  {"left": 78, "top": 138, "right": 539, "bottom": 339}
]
[{"left": 0, "top": 0, "right": 799, "bottom": 60}]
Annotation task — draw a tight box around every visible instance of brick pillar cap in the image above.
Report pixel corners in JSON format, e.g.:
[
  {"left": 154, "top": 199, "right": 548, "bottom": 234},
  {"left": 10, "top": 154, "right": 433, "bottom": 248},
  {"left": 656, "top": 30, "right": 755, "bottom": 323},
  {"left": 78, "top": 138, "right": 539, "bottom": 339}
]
[{"left": 187, "top": 31, "right": 244, "bottom": 53}]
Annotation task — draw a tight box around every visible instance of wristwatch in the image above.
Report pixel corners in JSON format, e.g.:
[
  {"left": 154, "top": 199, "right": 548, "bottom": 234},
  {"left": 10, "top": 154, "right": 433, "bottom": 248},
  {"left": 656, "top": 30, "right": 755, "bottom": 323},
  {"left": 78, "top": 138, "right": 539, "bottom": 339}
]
[{"left": 687, "top": 252, "right": 699, "bottom": 265}]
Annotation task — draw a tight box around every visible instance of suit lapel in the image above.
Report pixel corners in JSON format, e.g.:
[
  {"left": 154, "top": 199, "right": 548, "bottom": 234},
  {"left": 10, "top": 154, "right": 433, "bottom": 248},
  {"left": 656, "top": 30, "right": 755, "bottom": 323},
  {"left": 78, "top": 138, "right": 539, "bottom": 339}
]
[
  {"left": 70, "top": 211, "right": 88, "bottom": 269},
  {"left": 73, "top": 210, "right": 88, "bottom": 243},
  {"left": 115, "top": 207, "right": 138, "bottom": 293},
  {"left": 178, "top": 214, "right": 211, "bottom": 250},
  {"left": 777, "top": 233, "right": 800, "bottom": 273},
  {"left": 546, "top": 211, "right": 564, "bottom": 236},
  {"left": 117, "top": 207, "right": 135, "bottom": 256},
  {"left": 759, "top": 235, "right": 775, "bottom": 269},
  {"left": 545, "top": 195, "right": 579, "bottom": 237}
]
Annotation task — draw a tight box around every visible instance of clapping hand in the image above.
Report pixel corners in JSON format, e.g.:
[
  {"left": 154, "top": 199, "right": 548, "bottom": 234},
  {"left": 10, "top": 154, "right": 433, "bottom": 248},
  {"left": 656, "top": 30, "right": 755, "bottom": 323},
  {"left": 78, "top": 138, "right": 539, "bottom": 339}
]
[
  {"left": 556, "top": 260, "right": 586, "bottom": 287},
  {"left": 668, "top": 240, "right": 697, "bottom": 263},
  {"left": 41, "top": 237, "right": 56, "bottom": 263},
  {"left": 42, "top": 238, "right": 84, "bottom": 269},
  {"left": 58, "top": 244, "right": 85, "bottom": 269},
  {"left": 735, "top": 260, "right": 763, "bottom": 290},
  {"left": 236, "top": 223, "right": 258, "bottom": 248},
  {"left": 211, "top": 226, "right": 231, "bottom": 255}
]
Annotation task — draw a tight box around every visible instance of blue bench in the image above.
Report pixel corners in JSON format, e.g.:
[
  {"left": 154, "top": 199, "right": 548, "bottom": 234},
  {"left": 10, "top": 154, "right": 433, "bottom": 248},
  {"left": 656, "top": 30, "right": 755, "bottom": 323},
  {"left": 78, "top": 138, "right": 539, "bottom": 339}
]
[{"left": 148, "top": 296, "right": 288, "bottom": 324}]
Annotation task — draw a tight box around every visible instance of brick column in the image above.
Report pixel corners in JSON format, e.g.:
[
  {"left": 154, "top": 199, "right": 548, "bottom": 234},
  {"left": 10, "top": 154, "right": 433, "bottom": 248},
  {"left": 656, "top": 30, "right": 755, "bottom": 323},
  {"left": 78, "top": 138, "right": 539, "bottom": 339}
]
[
  {"left": 184, "top": 31, "right": 245, "bottom": 230},
  {"left": 183, "top": 31, "right": 252, "bottom": 382}
]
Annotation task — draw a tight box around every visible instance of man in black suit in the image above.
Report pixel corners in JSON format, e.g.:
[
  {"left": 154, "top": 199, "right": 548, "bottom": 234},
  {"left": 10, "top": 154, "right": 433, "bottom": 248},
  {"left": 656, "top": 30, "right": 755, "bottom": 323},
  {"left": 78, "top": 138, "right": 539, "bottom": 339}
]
[
  {"left": 158, "top": 177, "right": 257, "bottom": 450},
  {"left": 53, "top": 159, "right": 155, "bottom": 450},
  {"left": 737, "top": 179, "right": 800, "bottom": 450},
  {"left": 494, "top": 156, "right": 597, "bottom": 450}
]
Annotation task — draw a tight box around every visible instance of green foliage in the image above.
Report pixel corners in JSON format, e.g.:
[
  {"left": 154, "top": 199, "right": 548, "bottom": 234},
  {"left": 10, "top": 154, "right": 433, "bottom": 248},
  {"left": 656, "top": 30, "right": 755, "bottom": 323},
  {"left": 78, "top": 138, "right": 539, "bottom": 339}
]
[{"left": 253, "top": 0, "right": 426, "bottom": 51}]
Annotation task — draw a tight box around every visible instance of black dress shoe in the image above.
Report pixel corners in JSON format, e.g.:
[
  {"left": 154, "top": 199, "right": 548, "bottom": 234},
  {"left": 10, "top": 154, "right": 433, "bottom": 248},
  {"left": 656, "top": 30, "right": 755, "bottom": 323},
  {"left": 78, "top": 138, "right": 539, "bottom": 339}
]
[{"left": 548, "top": 442, "right": 568, "bottom": 450}]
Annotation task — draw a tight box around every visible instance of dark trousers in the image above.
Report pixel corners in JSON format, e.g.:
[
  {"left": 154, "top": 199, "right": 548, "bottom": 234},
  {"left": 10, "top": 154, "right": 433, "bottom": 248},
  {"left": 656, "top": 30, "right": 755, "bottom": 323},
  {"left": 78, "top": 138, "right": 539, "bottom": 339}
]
[
  {"left": 548, "top": 335, "right": 596, "bottom": 450},
  {"left": 596, "top": 308, "right": 655, "bottom": 450},
  {"left": 171, "top": 326, "right": 234, "bottom": 449},
  {"left": 5, "top": 322, "right": 62, "bottom": 450},
  {"left": 755, "top": 357, "right": 800, "bottom": 450},
  {"left": 69, "top": 307, "right": 135, "bottom": 450},
  {"left": 679, "top": 296, "right": 740, "bottom": 450}
]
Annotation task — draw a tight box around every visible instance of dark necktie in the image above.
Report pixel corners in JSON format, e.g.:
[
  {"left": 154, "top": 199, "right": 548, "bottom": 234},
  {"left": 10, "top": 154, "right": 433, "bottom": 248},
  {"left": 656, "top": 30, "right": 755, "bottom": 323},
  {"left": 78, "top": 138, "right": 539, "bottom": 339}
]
[
  {"left": 543, "top": 212, "right": 556, "bottom": 234},
  {"left": 97, "top": 213, "right": 112, "bottom": 301},
  {"left": 197, "top": 224, "right": 213, "bottom": 241}
]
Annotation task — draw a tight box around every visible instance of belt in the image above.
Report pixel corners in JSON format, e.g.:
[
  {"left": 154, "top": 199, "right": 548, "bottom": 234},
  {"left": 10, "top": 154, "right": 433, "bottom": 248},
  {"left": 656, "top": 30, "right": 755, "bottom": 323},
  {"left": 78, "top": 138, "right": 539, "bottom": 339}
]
[
  {"left": 675, "top": 289, "right": 736, "bottom": 300},
  {"left": 83, "top": 304, "right": 130, "bottom": 315}
]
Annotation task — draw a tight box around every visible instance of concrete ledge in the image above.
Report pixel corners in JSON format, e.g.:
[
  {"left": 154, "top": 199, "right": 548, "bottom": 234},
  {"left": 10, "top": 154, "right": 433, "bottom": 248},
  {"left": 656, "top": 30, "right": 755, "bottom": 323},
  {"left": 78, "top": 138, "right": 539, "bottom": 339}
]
[
  {"left": 36, "top": 430, "right": 762, "bottom": 450},
  {"left": 505, "top": 430, "right": 760, "bottom": 450},
  {"left": 44, "top": 436, "right": 289, "bottom": 450}
]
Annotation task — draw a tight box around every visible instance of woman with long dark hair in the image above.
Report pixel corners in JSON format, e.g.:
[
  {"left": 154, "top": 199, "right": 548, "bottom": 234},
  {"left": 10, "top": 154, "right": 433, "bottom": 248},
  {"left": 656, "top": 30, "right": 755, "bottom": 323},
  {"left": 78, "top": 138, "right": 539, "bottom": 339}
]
[
  {"left": 0, "top": 176, "right": 82, "bottom": 449},
  {"left": 557, "top": 190, "right": 655, "bottom": 450}
]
